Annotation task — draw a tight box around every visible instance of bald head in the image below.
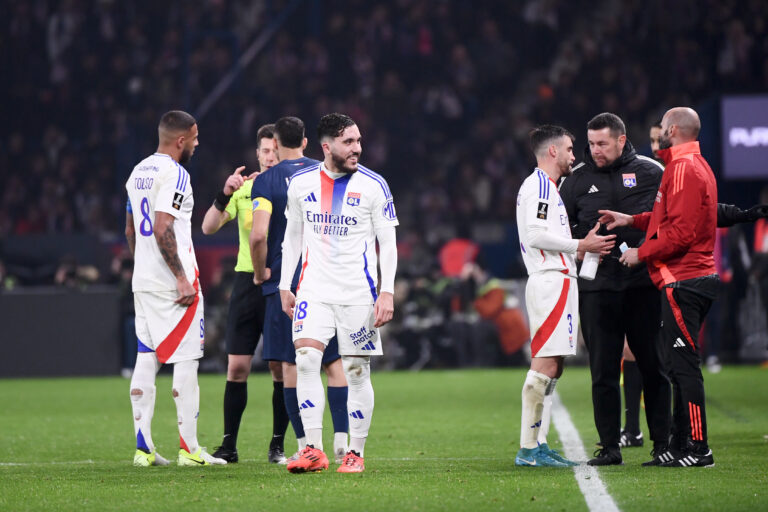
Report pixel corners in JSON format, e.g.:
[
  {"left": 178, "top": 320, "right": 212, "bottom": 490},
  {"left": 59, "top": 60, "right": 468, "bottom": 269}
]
[{"left": 663, "top": 107, "right": 700, "bottom": 140}]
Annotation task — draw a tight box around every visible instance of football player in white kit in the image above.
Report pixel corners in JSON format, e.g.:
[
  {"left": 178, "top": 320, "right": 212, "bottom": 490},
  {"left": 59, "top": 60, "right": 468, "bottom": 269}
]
[
  {"left": 279, "top": 113, "right": 398, "bottom": 474},
  {"left": 515, "top": 125, "right": 615, "bottom": 467},
  {"left": 125, "top": 111, "right": 225, "bottom": 467}
]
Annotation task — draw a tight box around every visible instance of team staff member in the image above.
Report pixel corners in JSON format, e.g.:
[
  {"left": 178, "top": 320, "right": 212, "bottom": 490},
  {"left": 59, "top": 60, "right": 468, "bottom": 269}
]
[
  {"left": 559, "top": 112, "right": 670, "bottom": 466},
  {"left": 603, "top": 107, "right": 718, "bottom": 468},
  {"left": 202, "top": 125, "right": 288, "bottom": 463}
]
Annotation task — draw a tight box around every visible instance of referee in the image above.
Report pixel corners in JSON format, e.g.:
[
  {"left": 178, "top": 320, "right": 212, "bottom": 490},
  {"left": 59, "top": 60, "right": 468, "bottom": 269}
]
[
  {"left": 559, "top": 112, "right": 671, "bottom": 466},
  {"left": 201, "top": 124, "right": 289, "bottom": 463}
]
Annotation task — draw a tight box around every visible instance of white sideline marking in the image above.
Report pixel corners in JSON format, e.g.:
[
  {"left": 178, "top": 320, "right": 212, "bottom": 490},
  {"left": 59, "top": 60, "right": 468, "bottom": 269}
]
[
  {"left": 0, "top": 460, "right": 94, "bottom": 466},
  {"left": 551, "top": 392, "right": 620, "bottom": 512}
]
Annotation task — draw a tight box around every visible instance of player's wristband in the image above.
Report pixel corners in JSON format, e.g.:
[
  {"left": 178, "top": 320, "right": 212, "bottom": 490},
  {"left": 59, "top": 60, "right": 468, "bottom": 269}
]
[{"left": 213, "top": 190, "right": 232, "bottom": 212}]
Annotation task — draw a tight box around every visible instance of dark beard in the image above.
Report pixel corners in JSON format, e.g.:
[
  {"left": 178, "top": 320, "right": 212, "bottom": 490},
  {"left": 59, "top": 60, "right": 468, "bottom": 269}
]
[
  {"left": 331, "top": 151, "right": 358, "bottom": 173},
  {"left": 179, "top": 148, "right": 192, "bottom": 165},
  {"left": 658, "top": 133, "right": 672, "bottom": 150}
]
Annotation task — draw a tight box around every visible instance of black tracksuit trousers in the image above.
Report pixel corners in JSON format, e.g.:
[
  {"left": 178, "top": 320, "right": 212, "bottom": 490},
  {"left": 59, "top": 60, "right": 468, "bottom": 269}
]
[
  {"left": 580, "top": 287, "right": 671, "bottom": 449},
  {"left": 659, "top": 277, "right": 718, "bottom": 449}
]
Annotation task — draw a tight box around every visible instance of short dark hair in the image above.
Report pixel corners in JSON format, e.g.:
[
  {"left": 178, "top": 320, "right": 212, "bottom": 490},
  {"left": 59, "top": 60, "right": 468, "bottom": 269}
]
[
  {"left": 159, "top": 110, "right": 196, "bottom": 134},
  {"left": 274, "top": 117, "right": 305, "bottom": 148},
  {"left": 651, "top": 119, "right": 662, "bottom": 129},
  {"left": 256, "top": 124, "right": 275, "bottom": 149},
  {"left": 529, "top": 125, "right": 575, "bottom": 156},
  {"left": 317, "top": 113, "right": 356, "bottom": 141},
  {"left": 587, "top": 112, "right": 626, "bottom": 137}
]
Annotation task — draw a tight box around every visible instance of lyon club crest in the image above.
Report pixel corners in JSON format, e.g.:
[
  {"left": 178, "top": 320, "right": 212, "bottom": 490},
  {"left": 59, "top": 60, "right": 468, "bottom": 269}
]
[{"left": 346, "top": 192, "right": 361, "bottom": 206}]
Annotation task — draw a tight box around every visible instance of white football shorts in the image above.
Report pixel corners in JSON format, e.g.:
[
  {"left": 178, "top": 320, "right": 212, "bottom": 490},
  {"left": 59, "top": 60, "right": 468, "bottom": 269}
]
[
  {"left": 134, "top": 289, "right": 205, "bottom": 364},
  {"left": 525, "top": 272, "right": 578, "bottom": 358},
  {"left": 291, "top": 299, "right": 383, "bottom": 356}
]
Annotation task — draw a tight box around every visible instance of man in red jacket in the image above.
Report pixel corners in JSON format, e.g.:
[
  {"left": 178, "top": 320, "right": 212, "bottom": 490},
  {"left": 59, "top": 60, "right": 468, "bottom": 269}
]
[{"left": 599, "top": 107, "right": 718, "bottom": 468}]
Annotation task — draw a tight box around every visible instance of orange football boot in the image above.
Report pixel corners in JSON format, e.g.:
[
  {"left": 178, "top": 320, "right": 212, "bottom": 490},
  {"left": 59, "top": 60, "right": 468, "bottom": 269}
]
[
  {"left": 286, "top": 445, "right": 329, "bottom": 473},
  {"left": 336, "top": 450, "right": 365, "bottom": 473}
]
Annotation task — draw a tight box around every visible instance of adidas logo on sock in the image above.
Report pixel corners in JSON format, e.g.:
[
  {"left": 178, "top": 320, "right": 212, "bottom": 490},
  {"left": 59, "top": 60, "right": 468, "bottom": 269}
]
[
  {"left": 299, "top": 400, "right": 315, "bottom": 409},
  {"left": 350, "top": 410, "right": 365, "bottom": 419},
  {"left": 588, "top": 185, "right": 599, "bottom": 193},
  {"left": 304, "top": 192, "right": 317, "bottom": 202},
  {"left": 360, "top": 341, "right": 376, "bottom": 351},
  {"left": 673, "top": 338, "right": 686, "bottom": 348}
]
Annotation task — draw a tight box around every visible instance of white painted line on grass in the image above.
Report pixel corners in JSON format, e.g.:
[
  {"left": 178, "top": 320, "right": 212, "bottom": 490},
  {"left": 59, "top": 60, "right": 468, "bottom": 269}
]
[
  {"left": 551, "top": 392, "right": 620, "bottom": 512},
  {"left": 0, "top": 460, "right": 94, "bottom": 466}
]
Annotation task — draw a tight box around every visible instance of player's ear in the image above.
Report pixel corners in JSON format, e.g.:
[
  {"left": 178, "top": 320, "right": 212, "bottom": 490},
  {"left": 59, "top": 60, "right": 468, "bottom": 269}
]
[
  {"left": 548, "top": 144, "right": 557, "bottom": 158},
  {"left": 301, "top": 137, "right": 308, "bottom": 151}
]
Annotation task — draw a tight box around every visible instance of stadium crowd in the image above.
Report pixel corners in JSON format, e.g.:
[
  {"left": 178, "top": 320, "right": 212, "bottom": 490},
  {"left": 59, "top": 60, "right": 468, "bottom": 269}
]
[{"left": 2, "top": 0, "right": 768, "bottom": 367}]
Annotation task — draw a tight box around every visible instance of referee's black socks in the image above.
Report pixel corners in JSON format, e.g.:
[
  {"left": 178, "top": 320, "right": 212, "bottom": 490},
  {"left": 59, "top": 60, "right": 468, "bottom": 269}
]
[
  {"left": 271, "top": 381, "right": 289, "bottom": 449},
  {"left": 223, "top": 380, "right": 248, "bottom": 450}
]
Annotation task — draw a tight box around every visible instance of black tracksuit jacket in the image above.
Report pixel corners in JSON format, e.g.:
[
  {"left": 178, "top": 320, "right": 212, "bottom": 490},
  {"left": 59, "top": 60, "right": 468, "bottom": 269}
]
[{"left": 558, "top": 141, "right": 662, "bottom": 292}]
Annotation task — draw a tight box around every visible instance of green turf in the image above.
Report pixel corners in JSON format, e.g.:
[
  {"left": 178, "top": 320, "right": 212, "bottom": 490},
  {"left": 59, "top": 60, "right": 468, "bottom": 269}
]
[{"left": 1, "top": 367, "right": 767, "bottom": 511}]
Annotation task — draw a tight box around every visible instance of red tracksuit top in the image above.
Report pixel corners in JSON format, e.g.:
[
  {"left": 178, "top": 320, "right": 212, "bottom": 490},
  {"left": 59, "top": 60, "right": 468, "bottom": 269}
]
[{"left": 631, "top": 140, "right": 717, "bottom": 289}]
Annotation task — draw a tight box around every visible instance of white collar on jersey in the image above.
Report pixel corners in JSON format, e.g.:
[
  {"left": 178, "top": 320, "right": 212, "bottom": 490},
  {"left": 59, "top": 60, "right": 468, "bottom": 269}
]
[{"left": 320, "top": 162, "right": 349, "bottom": 180}]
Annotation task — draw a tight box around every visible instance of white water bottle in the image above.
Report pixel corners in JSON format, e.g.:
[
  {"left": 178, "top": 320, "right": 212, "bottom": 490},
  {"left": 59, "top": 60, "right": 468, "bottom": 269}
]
[{"left": 580, "top": 252, "right": 599, "bottom": 280}]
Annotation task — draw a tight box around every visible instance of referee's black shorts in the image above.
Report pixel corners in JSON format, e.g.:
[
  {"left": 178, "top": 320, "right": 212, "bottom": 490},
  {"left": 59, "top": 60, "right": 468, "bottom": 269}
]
[{"left": 225, "top": 271, "right": 266, "bottom": 355}]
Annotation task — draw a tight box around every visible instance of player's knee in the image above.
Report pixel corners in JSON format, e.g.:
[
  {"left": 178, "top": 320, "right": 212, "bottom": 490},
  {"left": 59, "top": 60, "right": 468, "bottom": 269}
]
[
  {"left": 295, "top": 347, "right": 323, "bottom": 376},
  {"left": 227, "top": 365, "right": 250, "bottom": 382},
  {"left": 342, "top": 356, "right": 370, "bottom": 386},
  {"left": 130, "top": 388, "right": 143, "bottom": 401}
]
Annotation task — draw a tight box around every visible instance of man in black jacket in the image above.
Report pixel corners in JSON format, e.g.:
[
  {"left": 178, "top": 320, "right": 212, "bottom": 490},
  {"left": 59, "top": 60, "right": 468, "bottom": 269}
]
[{"left": 559, "top": 112, "right": 670, "bottom": 466}]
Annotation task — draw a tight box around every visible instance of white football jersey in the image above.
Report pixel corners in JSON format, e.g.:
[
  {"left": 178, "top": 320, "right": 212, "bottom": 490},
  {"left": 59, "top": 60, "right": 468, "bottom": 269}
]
[
  {"left": 516, "top": 168, "right": 577, "bottom": 276},
  {"left": 126, "top": 153, "right": 197, "bottom": 292},
  {"left": 285, "top": 163, "right": 399, "bottom": 305}
]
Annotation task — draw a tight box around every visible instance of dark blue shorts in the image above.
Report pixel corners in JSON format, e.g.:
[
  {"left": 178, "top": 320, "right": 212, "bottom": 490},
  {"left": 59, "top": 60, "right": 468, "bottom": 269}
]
[{"left": 262, "top": 293, "right": 340, "bottom": 364}]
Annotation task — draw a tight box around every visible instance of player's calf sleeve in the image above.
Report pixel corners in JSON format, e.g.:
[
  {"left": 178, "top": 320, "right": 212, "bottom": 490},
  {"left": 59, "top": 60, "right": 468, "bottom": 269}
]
[
  {"left": 295, "top": 347, "right": 325, "bottom": 449},
  {"left": 283, "top": 386, "right": 306, "bottom": 443},
  {"left": 342, "top": 356, "right": 373, "bottom": 457},
  {"left": 172, "top": 359, "right": 200, "bottom": 453},
  {"left": 521, "top": 370, "right": 550, "bottom": 449},
  {"left": 537, "top": 378, "right": 557, "bottom": 445},
  {"left": 130, "top": 352, "right": 160, "bottom": 453}
]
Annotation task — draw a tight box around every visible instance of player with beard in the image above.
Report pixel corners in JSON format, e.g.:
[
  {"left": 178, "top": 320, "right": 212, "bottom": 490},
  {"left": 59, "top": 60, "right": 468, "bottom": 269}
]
[
  {"left": 249, "top": 116, "right": 350, "bottom": 466},
  {"left": 126, "top": 110, "right": 226, "bottom": 466},
  {"left": 279, "top": 113, "right": 398, "bottom": 474},
  {"left": 514, "top": 125, "right": 615, "bottom": 467}
]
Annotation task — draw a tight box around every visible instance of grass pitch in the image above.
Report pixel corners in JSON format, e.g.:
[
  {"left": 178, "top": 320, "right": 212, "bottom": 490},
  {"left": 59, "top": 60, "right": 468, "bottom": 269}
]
[{"left": 1, "top": 367, "right": 767, "bottom": 511}]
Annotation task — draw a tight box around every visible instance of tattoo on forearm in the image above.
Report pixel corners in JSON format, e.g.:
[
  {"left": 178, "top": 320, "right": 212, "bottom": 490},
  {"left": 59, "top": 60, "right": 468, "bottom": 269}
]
[{"left": 157, "top": 227, "right": 185, "bottom": 278}]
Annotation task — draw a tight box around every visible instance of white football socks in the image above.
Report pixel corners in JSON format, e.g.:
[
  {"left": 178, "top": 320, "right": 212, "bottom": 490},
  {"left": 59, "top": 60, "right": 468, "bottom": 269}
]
[
  {"left": 537, "top": 377, "right": 558, "bottom": 445},
  {"left": 173, "top": 359, "right": 200, "bottom": 454},
  {"left": 295, "top": 347, "right": 325, "bottom": 450},
  {"left": 520, "top": 370, "right": 551, "bottom": 449},
  {"left": 130, "top": 352, "right": 160, "bottom": 453},
  {"left": 343, "top": 356, "right": 373, "bottom": 457}
]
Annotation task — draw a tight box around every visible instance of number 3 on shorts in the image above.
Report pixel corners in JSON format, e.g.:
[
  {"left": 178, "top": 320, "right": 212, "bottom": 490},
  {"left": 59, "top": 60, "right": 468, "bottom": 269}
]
[{"left": 295, "top": 301, "right": 308, "bottom": 320}]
